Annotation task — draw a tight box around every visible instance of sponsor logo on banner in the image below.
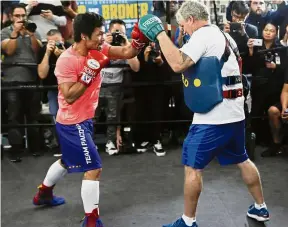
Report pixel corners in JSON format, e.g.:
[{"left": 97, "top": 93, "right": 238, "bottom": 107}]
[{"left": 76, "top": 0, "right": 152, "bottom": 39}]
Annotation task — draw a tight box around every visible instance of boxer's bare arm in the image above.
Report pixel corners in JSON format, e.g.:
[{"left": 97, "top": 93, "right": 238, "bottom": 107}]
[
  {"left": 59, "top": 82, "right": 87, "bottom": 104},
  {"left": 157, "top": 32, "right": 194, "bottom": 73},
  {"left": 108, "top": 44, "right": 140, "bottom": 60}
]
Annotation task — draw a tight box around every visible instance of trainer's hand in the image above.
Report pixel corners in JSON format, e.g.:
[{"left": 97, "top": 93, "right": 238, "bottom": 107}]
[
  {"left": 79, "top": 50, "right": 109, "bottom": 87},
  {"left": 139, "top": 14, "right": 165, "bottom": 42},
  {"left": 131, "top": 23, "right": 149, "bottom": 50}
]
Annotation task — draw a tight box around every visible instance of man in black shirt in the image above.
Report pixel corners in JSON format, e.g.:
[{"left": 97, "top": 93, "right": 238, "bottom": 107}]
[
  {"left": 262, "top": 64, "right": 288, "bottom": 157},
  {"left": 38, "top": 29, "right": 70, "bottom": 117}
]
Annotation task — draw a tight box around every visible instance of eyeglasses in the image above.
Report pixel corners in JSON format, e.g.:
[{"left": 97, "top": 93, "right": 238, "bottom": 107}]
[
  {"left": 13, "top": 14, "right": 26, "bottom": 18},
  {"left": 231, "top": 13, "right": 246, "bottom": 21}
]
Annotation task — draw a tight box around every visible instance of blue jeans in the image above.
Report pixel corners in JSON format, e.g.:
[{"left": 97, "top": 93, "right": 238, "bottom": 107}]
[{"left": 47, "top": 90, "right": 58, "bottom": 117}]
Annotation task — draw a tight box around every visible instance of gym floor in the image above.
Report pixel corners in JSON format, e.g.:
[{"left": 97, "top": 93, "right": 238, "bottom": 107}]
[{"left": 1, "top": 147, "right": 288, "bottom": 227}]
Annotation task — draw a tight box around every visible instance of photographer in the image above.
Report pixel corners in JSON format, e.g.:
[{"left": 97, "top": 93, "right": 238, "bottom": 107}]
[
  {"left": 1, "top": 4, "right": 42, "bottom": 162},
  {"left": 263, "top": 67, "right": 288, "bottom": 157},
  {"left": 95, "top": 19, "right": 140, "bottom": 156},
  {"left": 247, "top": 22, "right": 287, "bottom": 147},
  {"left": 59, "top": 0, "right": 78, "bottom": 43},
  {"left": 20, "top": 0, "right": 67, "bottom": 41},
  {"left": 132, "top": 43, "right": 167, "bottom": 157},
  {"left": 224, "top": 1, "right": 258, "bottom": 57},
  {"left": 37, "top": 29, "right": 70, "bottom": 153}
]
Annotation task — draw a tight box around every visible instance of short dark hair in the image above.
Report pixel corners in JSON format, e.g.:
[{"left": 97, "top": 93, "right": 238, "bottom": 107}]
[
  {"left": 73, "top": 13, "right": 105, "bottom": 42},
  {"left": 109, "top": 19, "right": 126, "bottom": 30},
  {"left": 231, "top": 1, "right": 249, "bottom": 16},
  {"left": 10, "top": 3, "right": 26, "bottom": 15},
  {"left": 47, "top": 29, "right": 62, "bottom": 36}
]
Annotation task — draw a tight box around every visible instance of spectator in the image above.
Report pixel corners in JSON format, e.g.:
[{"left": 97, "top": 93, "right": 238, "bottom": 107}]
[
  {"left": 224, "top": 1, "right": 258, "bottom": 55},
  {"left": 271, "top": 0, "right": 288, "bottom": 40},
  {"left": 58, "top": 0, "right": 78, "bottom": 43},
  {"left": 245, "top": 0, "right": 274, "bottom": 36},
  {"left": 95, "top": 19, "right": 140, "bottom": 156},
  {"left": 38, "top": 29, "right": 70, "bottom": 117},
  {"left": 1, "top": 3, "right": 42, "bottom": 162},
  {"left": 280, "top": 25, "right": 288, "bottom": 46},
  {"left": 247, "top": 22, "right": 287, "bottom": 145},
  {"left": 159, "top": 0, "right": 180, "bottom": 42},
  {"left": 37, "top": 29, "right": 71, "bottom": 154},
  {"left": 132, "top": 43, "right": 168, "bottom": 157},
  {"left": 20, "top": 0, "right": 67, "bottom": 41},
  {"left": 262, "top": 65, "right": 288, "bottom": 157},
  {"left": 174, "top": 25, "right": 190, "bottom": 48}
]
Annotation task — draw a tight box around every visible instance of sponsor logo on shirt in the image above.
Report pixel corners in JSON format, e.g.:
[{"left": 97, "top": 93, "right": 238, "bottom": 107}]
[{"left": 87, "top": 59, "right": 100, "bottom": 69}]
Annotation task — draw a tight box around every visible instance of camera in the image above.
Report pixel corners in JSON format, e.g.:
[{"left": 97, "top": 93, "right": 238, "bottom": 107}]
[
  {"left": 55, "top": 41, "right": 64, "bottom": 50},
  {"left": 111, "top": 30, "right": 126, "bottom": 46},
  {"left": 61, "top": 1, "right": 71, "bottom": 7},
  {"left": 148, "top": 42, "right": 160, "bottom": 62},
  {"left": 21, "top": 20, "right": 37, "bottom": 33},
  {"left": 264, "top": 52, "right": 274, "bottom": 63},
  {"left": 230, "top": 22, "right": 242, "bottom": 32}
]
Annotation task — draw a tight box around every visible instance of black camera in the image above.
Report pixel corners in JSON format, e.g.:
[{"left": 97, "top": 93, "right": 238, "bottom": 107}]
[
  {"left": 264, "top": 52, "right": 274, "bottom": 63},
  {"left": 230, "top": 22, "right": 242, "bottom": 32},
  {"left": 148, "top": 42, "right": 160, "bottom": 62},
  {"left": 61, "top": 1, "right": 71, "bottom": 7},
  {"left": 111, "top": 30, "right": 126, "bottom": 46},
  {"left": 21, "top": 20, "right": 37, "bottom": 33},
  {"left": 55, "top": 41, "right": 64, "bottom": 50}
]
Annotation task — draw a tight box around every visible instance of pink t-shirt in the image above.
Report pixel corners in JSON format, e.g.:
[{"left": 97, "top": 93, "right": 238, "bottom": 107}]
[{"left": 55, "top": 45, "right": 110, "bottom": 125}]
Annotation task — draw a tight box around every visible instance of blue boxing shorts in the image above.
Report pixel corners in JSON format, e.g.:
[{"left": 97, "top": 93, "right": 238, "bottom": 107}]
[
  {"left": 182, "top": 120, "right": 248, "bottom": 169},
  {"left": 56, "top": 119, "right": 102, "bottom": 173}
]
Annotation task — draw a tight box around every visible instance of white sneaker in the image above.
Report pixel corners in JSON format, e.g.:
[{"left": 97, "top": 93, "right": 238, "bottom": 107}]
[
  {"left": 105, "top": 141, "right": 118, "bottom": 156},
  {"left": 153, "top": 140, "right": 166, "bottom": 157},
  {"left": 136, "top": 141, "right": 149, "bottom": 153}
]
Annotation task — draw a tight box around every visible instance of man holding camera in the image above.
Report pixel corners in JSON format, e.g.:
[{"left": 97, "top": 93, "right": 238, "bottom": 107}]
[
  {"left": 1, "top": 4, "right": 42, "bottom": 162},
  {"left": 96, "top": 19, "right": 140, "bottom": 155},
  {"left": 21, "top": 0, "right": 67, "bottom": 41},
  {"left": 224, "top": 1, "right": 258, "bottom": 57},
  {"left": 38, "top": 29, "right": 71, "bottom": 153}
]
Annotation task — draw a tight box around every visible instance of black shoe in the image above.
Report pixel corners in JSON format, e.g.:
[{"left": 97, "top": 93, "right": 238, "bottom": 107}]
[
  {"left": 10, "top": 156, "right": 22, "bottom": 163},
  {"left": 261, "top": 143, "right": 281, "bottom": 157}
]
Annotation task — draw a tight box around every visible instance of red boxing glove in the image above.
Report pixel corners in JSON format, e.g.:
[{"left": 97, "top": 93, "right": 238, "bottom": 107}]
[
  {"left": 131, "top": 23, "right": 149, "bottom": 50},
  {"left": 79, "top": 50, "right": 109, "bottom": 87}
]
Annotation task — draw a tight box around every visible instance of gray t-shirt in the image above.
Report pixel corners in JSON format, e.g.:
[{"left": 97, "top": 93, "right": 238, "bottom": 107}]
[
  {"left": 1, "top": 25, "right": 41, "bottom": 82},
  {"left": 100, "top": 59, "right": 128, "bottom": 84}
]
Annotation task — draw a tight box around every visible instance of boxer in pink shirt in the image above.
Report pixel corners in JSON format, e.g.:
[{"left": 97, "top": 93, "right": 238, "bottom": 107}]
[{"left": 32, "top": 13, "right": 148, "bottom": 227}]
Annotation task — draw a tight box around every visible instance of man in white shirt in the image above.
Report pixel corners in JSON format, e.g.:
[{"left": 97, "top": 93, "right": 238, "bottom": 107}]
[{"left": 138, "top": 1, "right": 269, "bottom": 227}]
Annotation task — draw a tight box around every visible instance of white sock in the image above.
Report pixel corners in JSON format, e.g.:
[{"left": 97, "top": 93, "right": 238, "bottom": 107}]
[
  {"left": 182, "top": 214, "right": 196, "bottom": 226},
  {"left": 43, "top": 160, "right": 67, "bottom": 187},
  {"left": 81, "top": 180, "right": 99, "bottom": 214},
  {"left": 255, "top": 202, "right": 267, "bottom": 209}
]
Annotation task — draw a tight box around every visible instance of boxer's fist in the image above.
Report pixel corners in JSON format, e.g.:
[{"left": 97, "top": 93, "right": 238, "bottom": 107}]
[
  {"left": 79, "top": 50, "right": 109, "bottom": 87},
  {"left": 139, "top": 14, "right": 164, "bottom": 42},
  {"left": 131, "top": 23, "right": 149, "bottom": 50}
]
